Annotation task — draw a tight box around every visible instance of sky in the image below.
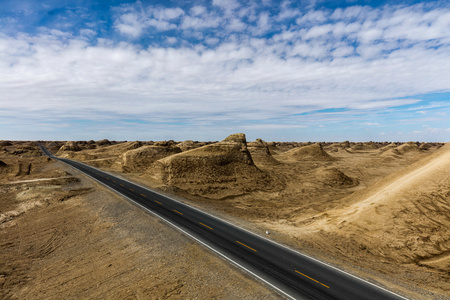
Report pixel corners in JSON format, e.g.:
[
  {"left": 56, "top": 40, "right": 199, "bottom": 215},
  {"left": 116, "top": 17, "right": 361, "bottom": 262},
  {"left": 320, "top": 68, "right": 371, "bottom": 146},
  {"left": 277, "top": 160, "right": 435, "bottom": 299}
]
[{"left": 1, "top": 0, "right": 450, "bottom": 142}]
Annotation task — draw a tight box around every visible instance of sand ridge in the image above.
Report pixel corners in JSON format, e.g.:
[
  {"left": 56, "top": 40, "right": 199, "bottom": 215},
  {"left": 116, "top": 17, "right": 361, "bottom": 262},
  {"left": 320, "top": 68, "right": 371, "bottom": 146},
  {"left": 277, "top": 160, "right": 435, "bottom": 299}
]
[{"left": 331, "top": 143, "right": 450, "bottom": 224}]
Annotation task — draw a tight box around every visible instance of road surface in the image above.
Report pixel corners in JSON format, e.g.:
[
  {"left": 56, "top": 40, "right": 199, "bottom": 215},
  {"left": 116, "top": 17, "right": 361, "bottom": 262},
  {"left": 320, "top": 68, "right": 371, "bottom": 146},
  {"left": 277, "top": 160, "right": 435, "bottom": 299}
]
[{"left": 38, "top": 144, "right": 409, "bottom": 300}]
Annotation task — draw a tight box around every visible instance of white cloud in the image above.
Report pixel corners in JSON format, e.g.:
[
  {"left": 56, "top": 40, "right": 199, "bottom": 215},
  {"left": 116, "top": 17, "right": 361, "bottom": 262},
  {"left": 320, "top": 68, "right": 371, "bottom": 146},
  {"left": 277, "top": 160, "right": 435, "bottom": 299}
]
[
  {"left": 146, "top": 18, "right": 177, "bottom": 31},
  {"left": 204, "top": 37, "right": 220, "bottom": 45},
  {"left": 114, "top": 5, "right": 184, "bottom": 36},
  {"left": 166, "top": 37, "right": 177, "bottom": 44},
  {"left": 411, "top": 126, "right": 449, "bottom": 140},
  {"left": 242, "top": 124, "right": 308, "bottom": 130},
  {"left": 212, "top": 0, "right": 240, "bottom": 11},
  {"left": 2, "top": 2, "right": 450, "bottom": 141},
  {"left": 358, "top": 28, "right": 382, "bottom": 43},
  {"left": 247, "top": 12, "right": 272, "bottom": 36},
  {"left": 190, "top": 5, "right": 206, "bottom": 16},
  {"left": 152, "top": 7, "right": 184, "bottom": 20},
  {"left": 226, "top": 18, "right": 247, "bottom": 32},
  {"left": 115, "top": 13, "right": 144, "bottom": 37},
  {"left": 296, "top": 10, "right": 328, "bottom": 24},
  {"left": 331, "top": 6, "right": 368, "bottom": 21},
  {"left": 181, "top": 15, "right": 221, "bottom": 30},
  {"left": 79, "top": 29, "right": 96, "bottom": 36},
  {"left": 276, "top": 2, "right": 301, "bottom": 21},
  {"left": 332, "top": 45, "right": 354, "bottom": 57}
]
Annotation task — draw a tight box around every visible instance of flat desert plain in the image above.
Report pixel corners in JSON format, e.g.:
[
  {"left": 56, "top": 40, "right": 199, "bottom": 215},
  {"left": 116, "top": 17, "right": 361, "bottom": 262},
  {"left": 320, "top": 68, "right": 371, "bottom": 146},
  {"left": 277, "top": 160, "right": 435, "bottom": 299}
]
[{"left": 1, "top": 136, "right": 449, "bottom": 299}]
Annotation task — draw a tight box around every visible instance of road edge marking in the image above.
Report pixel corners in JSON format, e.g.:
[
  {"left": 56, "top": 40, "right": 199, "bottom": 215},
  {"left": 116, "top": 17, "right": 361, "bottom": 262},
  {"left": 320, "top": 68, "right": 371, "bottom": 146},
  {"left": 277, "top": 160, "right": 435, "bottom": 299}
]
[
  {"left": 50, "top": 154, "right": 410, "bottom": 300},
  {"left": 49, "top": 159, "right": 298, "bottom": 300}
]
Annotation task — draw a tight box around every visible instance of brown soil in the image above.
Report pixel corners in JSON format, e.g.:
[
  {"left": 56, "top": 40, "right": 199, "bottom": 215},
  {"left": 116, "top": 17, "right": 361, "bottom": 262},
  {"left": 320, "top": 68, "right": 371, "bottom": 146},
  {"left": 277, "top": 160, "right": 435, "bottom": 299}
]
[
  {"left": 0, "top": 142, "right": 278, "bottom": 299},
  {"left": 66, "top": 135, "right": 449, "bottom": 299},
  {"left": 3, "top": 137, "right": 449, "bottom": 299}
]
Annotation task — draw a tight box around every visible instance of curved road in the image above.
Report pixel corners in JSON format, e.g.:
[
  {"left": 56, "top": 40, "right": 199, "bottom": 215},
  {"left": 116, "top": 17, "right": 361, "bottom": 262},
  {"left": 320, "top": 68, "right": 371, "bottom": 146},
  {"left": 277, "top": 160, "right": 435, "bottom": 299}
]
[{"left": 39, "top": 144, "right": 409, "bottom": 300}]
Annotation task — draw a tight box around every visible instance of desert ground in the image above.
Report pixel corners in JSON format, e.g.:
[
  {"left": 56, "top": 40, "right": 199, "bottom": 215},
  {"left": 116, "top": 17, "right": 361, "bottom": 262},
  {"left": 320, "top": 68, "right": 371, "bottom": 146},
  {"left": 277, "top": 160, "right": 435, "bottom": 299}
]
[{"left": 1, "top": 136, "right": 449, "bottom": 299}]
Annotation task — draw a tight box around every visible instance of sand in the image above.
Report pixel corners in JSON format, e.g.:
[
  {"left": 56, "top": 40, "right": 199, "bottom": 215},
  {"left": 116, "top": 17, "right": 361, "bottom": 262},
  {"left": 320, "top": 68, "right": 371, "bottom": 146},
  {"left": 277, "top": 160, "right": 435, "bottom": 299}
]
[{"left": 1, "top": 137, "right": 449, "bottom": 299}]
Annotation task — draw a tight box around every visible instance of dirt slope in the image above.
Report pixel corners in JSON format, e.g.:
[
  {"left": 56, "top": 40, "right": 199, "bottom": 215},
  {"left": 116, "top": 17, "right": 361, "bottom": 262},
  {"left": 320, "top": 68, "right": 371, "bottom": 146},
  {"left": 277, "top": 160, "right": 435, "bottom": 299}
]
[{"left": 296, "top": 143, "right": 450, "bottom": 295}]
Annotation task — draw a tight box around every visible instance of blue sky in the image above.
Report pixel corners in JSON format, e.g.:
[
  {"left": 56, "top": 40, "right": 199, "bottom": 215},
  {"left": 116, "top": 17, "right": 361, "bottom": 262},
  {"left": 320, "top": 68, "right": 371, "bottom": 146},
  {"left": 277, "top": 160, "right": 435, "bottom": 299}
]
[{"left": 1, "top": 0, "right": 450, "bottom": 142}]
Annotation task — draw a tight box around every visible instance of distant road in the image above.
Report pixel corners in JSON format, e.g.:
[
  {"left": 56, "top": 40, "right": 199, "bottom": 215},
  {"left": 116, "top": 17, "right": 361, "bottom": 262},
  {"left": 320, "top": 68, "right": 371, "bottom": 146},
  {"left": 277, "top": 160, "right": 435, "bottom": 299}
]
[{"left": 38, "top": 144, "right": 409, "bottom": 300}]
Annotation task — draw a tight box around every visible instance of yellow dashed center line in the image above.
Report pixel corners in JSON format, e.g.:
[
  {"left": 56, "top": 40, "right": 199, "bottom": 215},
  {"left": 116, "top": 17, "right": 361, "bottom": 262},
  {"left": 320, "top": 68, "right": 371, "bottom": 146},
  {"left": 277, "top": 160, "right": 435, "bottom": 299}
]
[
  {"left": 199, "top": 222, "right": 213, "bottom": 230},
  {"left": 236, "top": 240, "right": 257, "bottom": 252},
  {"left": 140, "top": 194, "right": 147, "bottom": 197},
  {"left": 120, "top": 184, "right": 124, "bottom": 187},
  {"left": 173, "top": 209, "right": 183, "bottom": 215},
  {"left": 155, "top": 200, "right": 162, "bottom": 205},
  {"left": 295, "top": 270, "right": 329, "bottom": 288},
  {"left": 129, "top": 188, "right": 134, "bottom": 191}
]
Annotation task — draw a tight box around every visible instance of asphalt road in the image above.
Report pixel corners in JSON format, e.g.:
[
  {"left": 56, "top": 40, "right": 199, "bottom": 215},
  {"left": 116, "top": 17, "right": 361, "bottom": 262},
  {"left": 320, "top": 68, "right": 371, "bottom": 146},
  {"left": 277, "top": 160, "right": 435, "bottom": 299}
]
[{"left": 38, "top": 144, "right": 409, "bottom": 300}]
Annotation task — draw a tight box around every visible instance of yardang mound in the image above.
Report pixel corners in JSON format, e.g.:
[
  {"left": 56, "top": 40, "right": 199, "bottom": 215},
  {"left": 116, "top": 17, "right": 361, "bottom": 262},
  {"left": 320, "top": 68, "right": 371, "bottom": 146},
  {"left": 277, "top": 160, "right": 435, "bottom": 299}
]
[
  {"left": 176, "top": 140, "right": 205, "bottom": 152},
  {"left": 247, "top": 139, "right": 280, "bottom": 166},
  {"left": 396, "top": 141, "right": 420, "bottom": 154},
  {"left": 146, "top": 133, "right": 280, "bottom": 199},
  {"left": 0, "top": 160, "right": 9, "bottom": 173},
  {"left": 316, "top": 167, "right": 358, "bottom": 188},
  {"left": 57, "top": 141, "right": 81, "bottom": 153},
  {"left": 282, "top": 143, "right": 335, "bottom": 161},
  {"left": 115, "top": 145, "right": 181, "bottom": 173}
]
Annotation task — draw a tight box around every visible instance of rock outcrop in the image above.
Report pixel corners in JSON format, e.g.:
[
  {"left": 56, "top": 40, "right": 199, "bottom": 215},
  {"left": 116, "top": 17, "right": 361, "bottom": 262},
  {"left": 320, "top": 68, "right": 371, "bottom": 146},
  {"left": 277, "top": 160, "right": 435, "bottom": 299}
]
[
  {"left": 58, "top": 141, "right": 81, "bottom": 153},
  {"left": 147, "top": 133, "right": 279, "bottom": 198},
  {"left": 316, "top": 167, "right": 358, "bottom": 188},
  {"left": 176, "top": 140, "right": 203, "bottom": 152},
  {"left": 96, "top": 139, "right": 112, "bottom": 146},
  {"left": 351, "top": 142, "right": 378, "bottom": 151},
  {"left": 396, "top": 142, "right": 420, "bottom": 154},
  {"left": 380, "top": 142, "right": 421, "bottom": 158},
  {"left": 0, "top": 141, "right": 12, "bottom": 147},
  {"left": 282, "top": 143, "right": 335, "bottom": 161},
  {"left": 0, "top": 160, "right": 8, "bottom": 173},
  {"left": 115, "top": 145, "right": 181, "bottom": 173},
  {"left": 325, "top": 141, "right": 352, "bottom": 153},
  {"left": 45, "top": 141, "right": 63, "bottom": 153},
  {"left": 247, "top": 139, "right": 280, "bottom": 166}
]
